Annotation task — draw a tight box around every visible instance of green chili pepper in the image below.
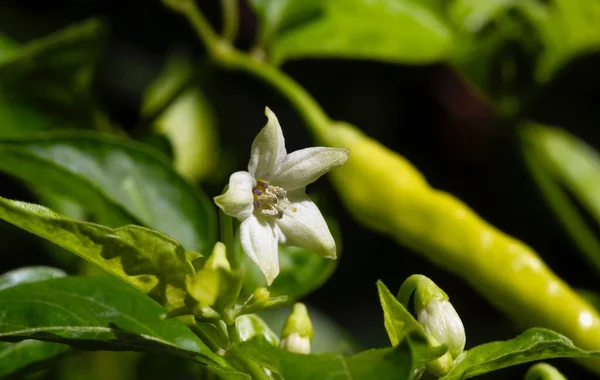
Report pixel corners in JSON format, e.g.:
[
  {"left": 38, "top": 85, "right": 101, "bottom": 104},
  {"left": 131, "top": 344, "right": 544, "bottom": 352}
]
[{"left": 319, "top": 122, "right": 600, "bottom": 372}]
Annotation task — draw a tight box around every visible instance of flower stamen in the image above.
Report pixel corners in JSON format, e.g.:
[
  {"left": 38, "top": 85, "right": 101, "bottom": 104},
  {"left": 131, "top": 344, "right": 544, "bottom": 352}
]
[{"left": 253, "top": 180, "right": 290, "bottom": 219}]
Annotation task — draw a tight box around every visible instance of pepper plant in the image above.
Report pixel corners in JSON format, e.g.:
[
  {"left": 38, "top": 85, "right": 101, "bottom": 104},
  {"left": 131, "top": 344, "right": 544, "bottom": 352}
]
[{"left": 2, "top": 0, "right": 600, "bottom": 379}]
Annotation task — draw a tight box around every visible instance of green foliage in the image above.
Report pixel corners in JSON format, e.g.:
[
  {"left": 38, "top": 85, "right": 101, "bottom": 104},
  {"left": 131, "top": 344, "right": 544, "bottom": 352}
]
[
  {"left": 377, "top": 280, "right": 425, "bottom": 347},
  {"left": 523, "top": 0, "right": 600, "bottom": 82},
  {"left": 521, "top": 124, "right": 600, "bottom": 275},
  {"left": 0, "top": 19, "right": 105, "bottom": 136},
  {"left": 0, "top": 132, "right": 215, "bottom": 252},
  {"left": 267, "top": 0, "right": 454, "bottom": 65},
  {"left": 0, "top": 276, "right": 237, "bottom": 371},
  {"left": 442, "top": 328, "right": 600, "bottom": 379},
  {"left": 0, "top": 196, "right": 196, "bottom": 310},
  {"left": 0, "top": 267, "right": 70, "bottom": 377},
  {"left": 237, "top": 336, "right": 413, "bottom": 380},
  {"left": 248, "top": 0, "right": 322, "bottom": 46},
  {"left": 142, "top": 53, "right": 219, "bottom": 182}
]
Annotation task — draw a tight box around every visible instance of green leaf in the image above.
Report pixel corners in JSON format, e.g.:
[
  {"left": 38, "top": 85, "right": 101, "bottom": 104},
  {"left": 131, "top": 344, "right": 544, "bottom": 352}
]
[
  {"left": 0, "top": 132, "right": 215, "bottom": 252},
  {"left": 441, "top": 328, "right": 600, "bottom": 380},
  {"left": 270, "top": 0, "right": 454, "bottom": 65},
  {"left": 0, "top": 276, "right": 238, "bottom": 373},
  {"left": 377, "top": 280, "right": 424, "bottom": 346},
  {"left": 0, "top": 195, "right": 196, "bottom": 311},
  {"left": 521, "top": 0, "right": 600, "bottom": 82},
  {"left": 0, "top": 267, "right": 70, "bottom": 377},
  {"left": 248, "top": 0, "right": 322, "bottom": 45},
  {"left": 448, "top": 0, "right": 519, "bottom": 33},
  {"left": 520, "top": 125, "right": 600, "bottom": 275},
  {"left": 0, "top": 19, "right": 105, "bottom": 136},
  {"left": 237, "top": 336, "right": 412, "bottom": 380},
  {"left": 0, "top": 266, "right": 66, "bottom": 291},
  {"left": 142, "top": 53, "right": 219, "bottom": 182},
  {"left": 236, "top": 217, "right": 340, "bottom": 301}
]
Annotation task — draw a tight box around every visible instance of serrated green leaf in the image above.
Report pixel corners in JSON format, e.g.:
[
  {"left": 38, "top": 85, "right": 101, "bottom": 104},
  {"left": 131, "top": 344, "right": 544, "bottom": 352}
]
[
  {"left": 0, "top": 267, "right": 70, "bottom": 377},
  {"left": 0, "top": 195, "right": 195, "bottom": 310},
  {"left": 0, "top": 132, "right": 215, "bottom": 252},
  {"left": 270, "top": 0, "right": 454, "bottom": 65},
  {"left": 441, "top": 328, "right": 600, "bottom": 380},
  {"left": 0, "top": 276, "right": 241, "bottom": 375},
  {"left": 237, "top": 336, "right": 412, "bottom": 380}
]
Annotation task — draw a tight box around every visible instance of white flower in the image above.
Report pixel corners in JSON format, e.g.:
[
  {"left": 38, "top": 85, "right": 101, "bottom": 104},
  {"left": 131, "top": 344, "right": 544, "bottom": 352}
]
[
  {"left": 214, "top": 107, "right": 349, "bottom": 284},
  {"left": 417, "top": 299, "right": 466, "bottom": 359}
]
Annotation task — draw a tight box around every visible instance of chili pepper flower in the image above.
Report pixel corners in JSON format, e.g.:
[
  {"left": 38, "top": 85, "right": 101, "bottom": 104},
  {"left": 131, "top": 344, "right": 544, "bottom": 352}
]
[{"left": 214, "top": 107, "right": 349, "bottom": 284}]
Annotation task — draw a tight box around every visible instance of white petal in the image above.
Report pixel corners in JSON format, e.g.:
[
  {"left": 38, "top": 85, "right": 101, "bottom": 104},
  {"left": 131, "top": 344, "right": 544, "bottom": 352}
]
[
  {"left": 240, "top": 215, "right": 280, "bottom": 285},
  {"left": 276, "top": 190, "right": 336, "bottom": 258},
  {"left": 248, "top": 107, "right": 287, "bottom": 180},
  {"left": 272, "top": 147, "right": 349, "bottom": 191},
  {"left": 214, "top": 171, "right": 255, "bottom": 221}
]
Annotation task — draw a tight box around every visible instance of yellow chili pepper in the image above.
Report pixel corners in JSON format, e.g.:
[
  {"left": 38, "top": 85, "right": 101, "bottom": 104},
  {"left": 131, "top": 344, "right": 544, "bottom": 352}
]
[{"left": 319, "top": 122, "right": 600, "bottom": 372}]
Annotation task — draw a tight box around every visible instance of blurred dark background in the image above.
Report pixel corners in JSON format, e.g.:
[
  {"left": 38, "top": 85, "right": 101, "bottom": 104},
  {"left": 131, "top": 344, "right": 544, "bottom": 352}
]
[{"left": 2, "top": 0, "right": 600, "bottom": 379}]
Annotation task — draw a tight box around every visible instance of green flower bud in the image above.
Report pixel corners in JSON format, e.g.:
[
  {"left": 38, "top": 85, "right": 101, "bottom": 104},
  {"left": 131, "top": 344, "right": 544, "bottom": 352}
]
[
  {"left": 280, "top": 303, "right": 313, "bottom": 354},
  {"left": 401, "top": 275, "right": 465, "bottom": 359},
  {"left": 186, "top": 242, "right": 241, "bottom": 310},
  {"left": 204, "top": 241, "right": 231, "bottom": 271}
]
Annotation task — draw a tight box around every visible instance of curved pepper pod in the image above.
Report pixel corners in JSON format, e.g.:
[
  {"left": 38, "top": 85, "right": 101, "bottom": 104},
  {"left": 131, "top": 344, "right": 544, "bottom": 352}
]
[{"left": 319, "top": 122, "right": 600, "bottom": 372}]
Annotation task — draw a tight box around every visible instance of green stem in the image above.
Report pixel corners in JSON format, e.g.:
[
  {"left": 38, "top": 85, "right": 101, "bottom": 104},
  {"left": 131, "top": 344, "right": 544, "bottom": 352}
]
[
  {"left": 163, "top": 0, "right": 331, "bottom": 139},
  {"left": 219, "top": 210, "right": 236, "bottom": 268},
  {"left": 226, "top": 321, "right": 270, "bottom": 380},
  {"left": 227, "top": 322, "right": 241, "bottom": 345},
  {"left": 238, "top": 356, "right": 271, "bottom": 380},
  {"left": 190, "top": 323, "right": 224, "bottom": 354},
  {"left": 397, "top": 274, "right": 447, "bottom": 312},
  {"left": 221, "top": 0, "right": 239, "bottom": 43}
]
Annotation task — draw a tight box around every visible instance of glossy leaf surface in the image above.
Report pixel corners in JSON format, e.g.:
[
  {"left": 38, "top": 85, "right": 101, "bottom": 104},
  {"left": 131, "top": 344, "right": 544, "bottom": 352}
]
[
  {"left": 0, "top": 196, "right": 195, "bottom": 310},
  {"left": 0, "top": 132, "right": 215, "bottom": 252}
]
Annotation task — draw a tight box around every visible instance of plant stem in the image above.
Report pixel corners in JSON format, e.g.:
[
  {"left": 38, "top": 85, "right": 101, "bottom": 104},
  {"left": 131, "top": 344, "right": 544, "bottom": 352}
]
[
  {"left": 227, "top": 321, "right": 241, "bottom": 345},
  {"left": 238, "top": 356, "right": 271, "bottom": 380},
  {"left": 226, "top": 320, "right": 271, "bottom": 380},
  {"left": 219, "top": 210, "right": 236, "bottom": 268},
  {"left": 164, "top": 0, "right": 331, "bottom": 139},
  {"left": 221, "top": 0, "right": 239, "bottom": 43},
  {"left": 190, "top": 323, "right": 224, "bottom": 354}
]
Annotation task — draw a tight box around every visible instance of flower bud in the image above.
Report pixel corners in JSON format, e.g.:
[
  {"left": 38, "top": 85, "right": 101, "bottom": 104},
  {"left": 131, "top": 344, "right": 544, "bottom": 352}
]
[
  {"left": 186, "top": 242, "right": 240, "bottom": 309},
  {"left": 204, "top": 242, "right": 231, "bottom": 271},
  {"left": 280, "top": 303, "right": 313, "bottom": 354},
  {"left": 398, "top": 275, "right": 466, "bottom": 360}
]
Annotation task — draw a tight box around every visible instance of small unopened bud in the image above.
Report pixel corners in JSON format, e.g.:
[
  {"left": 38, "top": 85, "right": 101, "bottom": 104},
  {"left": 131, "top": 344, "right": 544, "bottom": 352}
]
[
  {"left": 411, "top": 276, "right": 466, "bottom": 359},
  {"left": 280, "top": 303, "right": 313, "bottom": 354},
  {"left": 416, "top": 297, "right": 466, "bottom": 359},
  {"left": 205, "top": 242, "right": 231, "bottom": 271},
  {"left": 398, "top": 274, "right": 466, "bottom": 377}
]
